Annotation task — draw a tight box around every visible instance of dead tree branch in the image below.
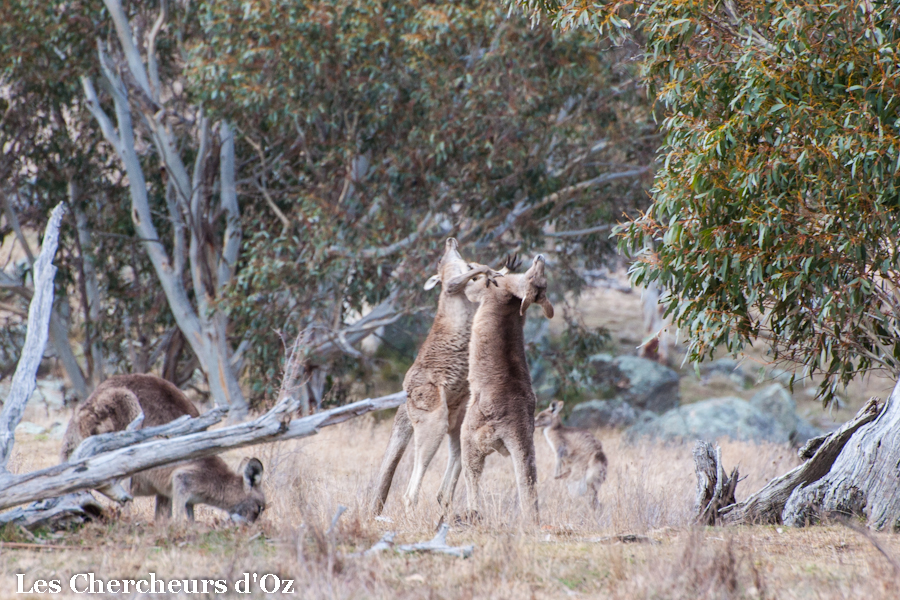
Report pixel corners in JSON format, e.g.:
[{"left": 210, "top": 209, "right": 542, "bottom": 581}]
[
  {"left": 712, "top": 398, "right": 882, "bottom": 525},
  {"left": 693, "top": 441, "right": 739, "bottom": 526},
  {"left": 0, "top": 203, "right": 66, "bottom": 473},
  {"left": 0, "top": 391, "right": 406, "bottom": 511}
]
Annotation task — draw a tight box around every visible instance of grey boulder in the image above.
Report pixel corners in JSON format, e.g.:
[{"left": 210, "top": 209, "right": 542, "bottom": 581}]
[
  {"left": 567, "top": 399, "right": 655, "bottom": 429},
  {"left": 625, "top": 396, "right": 791, "bottom": 444},
  {"left": 590, "top": 354, "right": 680, "bottom": 414}
]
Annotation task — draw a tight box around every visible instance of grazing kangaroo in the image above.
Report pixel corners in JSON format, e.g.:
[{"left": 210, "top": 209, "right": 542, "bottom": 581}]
[
  {"left": 534, "top": 401, "right": 608, "bottom": 508},
  {"left": 455, "top": 254, "right": 554, "bottom": 525},
  {"left": 61, "top": 374, "right": 266, "bottom": 524},
  {"left": 372, "top": 238, "right": 504, "bottom": 514}
]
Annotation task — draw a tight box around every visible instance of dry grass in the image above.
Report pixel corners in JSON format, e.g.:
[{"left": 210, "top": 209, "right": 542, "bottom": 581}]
[{"left": 4, "top": 415, "right": 900, "bottom": 599}]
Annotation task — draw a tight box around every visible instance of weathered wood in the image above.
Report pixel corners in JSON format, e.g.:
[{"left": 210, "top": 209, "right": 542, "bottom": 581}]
[
  {"left": 0, "top": 203, "right": 66, "bottom": 472},
  {"left": 783, "top": 387, "right": 900, "bottom": 530},
  {"left": 718, "top": 398, "right": 881, "bottom": 525},
  {"left": 693, "top": 441, "right": 739, "bottom": 526},
  {"left": 358, "top": 524, "right": 473, "bottom": 558},
  {"left": 0, "top": 391, "right": 406, "bottom": 511},
  {"left": 69, "top": 407, "right": 227, "bottom": 461},
  {"left": 0, "top": 492, "right": 102, "bottom": 531}
]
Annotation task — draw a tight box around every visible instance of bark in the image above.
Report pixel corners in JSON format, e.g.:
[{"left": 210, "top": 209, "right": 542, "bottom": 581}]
[
  {"left": 72, "top": 193, "right": 105, "bottom": 388},
  {"left": 693, "top": 441, "right": 739, "bottom": 526},
  {"left": 783, "top": 386, "right": 900, "bottom": 530},
  {"left": 82, "top": 0, "right": 248, "bottom": 418},
  {"left": 0, "top": 203, "right": 66, "bottom": 471},
  {"left": 707, "top": 398, "right": 882, "bottom": 526},
  {"left": 0, "top": 390, "right": 406, "bottom": 511}
]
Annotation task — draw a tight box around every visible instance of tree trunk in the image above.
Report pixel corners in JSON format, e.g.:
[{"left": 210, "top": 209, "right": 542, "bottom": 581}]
[
  {"left": 81, "top": 0, "right": 248, "bottom": 418},
  {"left": 0, "top": 204, "right": 66, "bottom": 471},
  {"left": 783, "top": 384, "right": 900, "bottom": 530}
]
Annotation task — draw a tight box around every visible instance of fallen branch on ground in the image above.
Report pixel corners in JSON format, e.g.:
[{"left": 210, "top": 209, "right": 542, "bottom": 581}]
[
  {"left": 0, "top": 492, "right": 102, "bottom": 531},
  {"left": 0, "top": 391, "right": 406, "bottom": 512},
  {"left": 358, "top": 524, "right": 473, "bottom": 558}
]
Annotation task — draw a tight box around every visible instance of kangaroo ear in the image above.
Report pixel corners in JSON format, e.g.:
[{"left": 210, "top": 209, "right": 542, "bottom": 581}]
[
  {"left": 242, "top": 458, "right": 264, "bottom": 490},
  {"left": 423, "top": 274, "right": 441, "bottom": 291},
  {"left": 552, "top": 401, "right": 564, "bottom": 414},
  {"left": 539, "top": 297, "right": 555, "bottom": 319}
]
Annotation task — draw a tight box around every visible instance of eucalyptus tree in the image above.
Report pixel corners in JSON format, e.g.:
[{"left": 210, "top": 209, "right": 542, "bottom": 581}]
[
  {"left": 186, "top": 0, "right": 655, "bottom": 404},
  {"left": 517, "top": 0, "right": 900, "bottom": 529},
  {"left": 3, "top": 0, "right": 654, "bottom": 415}
]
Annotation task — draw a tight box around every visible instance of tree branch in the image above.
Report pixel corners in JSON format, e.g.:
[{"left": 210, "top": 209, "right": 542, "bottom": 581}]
[
  {"left": 0, "top": 203, "right": 66, "bottom": 472},
  {"left": 546, "top": 223, "right": 612, "bottom": 238},
  {"left": 102, "top": 0, "right": 152, "bottom": 97},
  {"left": 0, "top": 391, "right": 406, "bottom": 511},
  {"left": 217, "top": 122, "right": 241, "bottom": 289},
  {"left": 476, "top": 167, "right": 650, "bottom": 247}
]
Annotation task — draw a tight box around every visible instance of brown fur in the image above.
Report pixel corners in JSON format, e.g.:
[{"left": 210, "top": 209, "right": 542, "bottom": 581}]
[
  {"left": 456, "top": 255, "right": 555, "bottom": 525},
  {"left": 61, "top": 374, "right": 265, "bottom": 523},
  {"left": 534, "top": 401, "right": 608, "bottom": 509},
  {"left": 373, "top": 239, "right": 501, "bottom": 513}
]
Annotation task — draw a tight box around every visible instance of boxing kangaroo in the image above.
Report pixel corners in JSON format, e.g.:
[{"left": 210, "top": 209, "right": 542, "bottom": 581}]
[
  {"left": 372, "top": 238, "right": 508, "bottom": 513},
  {"left": 455, "top": 254, "right": 554, "bottom": 525}
]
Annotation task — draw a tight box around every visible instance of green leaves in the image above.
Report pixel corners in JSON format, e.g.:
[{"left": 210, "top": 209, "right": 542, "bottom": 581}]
[{"left": 607, "top": 0, "right": 900, "bottom": 404}]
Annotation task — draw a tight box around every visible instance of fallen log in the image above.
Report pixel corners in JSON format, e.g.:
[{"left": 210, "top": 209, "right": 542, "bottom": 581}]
[
  {"left": 0, "top": 391, "right": 406, "bottom": 512},
  {"left": 689, "top": 397, "right": 883, "bottom": 527},
  {"left": 0, "top": 492, "right": 102, "bottom": 531},
  {"left": 718, "top": 397, "right": 881, "bottom": 525}
]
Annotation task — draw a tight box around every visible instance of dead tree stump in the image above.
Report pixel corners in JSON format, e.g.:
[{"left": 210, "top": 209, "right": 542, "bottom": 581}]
[
  {"left": 783, "top": 391, "right": 900, "bottom": 529},
  {"left": 693, "top": 441, "right": 739, "bottom": 525}
]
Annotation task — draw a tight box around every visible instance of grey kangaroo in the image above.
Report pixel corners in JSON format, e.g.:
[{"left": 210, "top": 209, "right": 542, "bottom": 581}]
[
  {"left": 534, "top": 400, "right": 608, "bottom": 508},
  {"left": 62, "top": 374, "right": 265, "bottom": 524},
  {"left": 372, "top": 238, "right": 506, "bottom": 514},
  {"left": 453, "top": 254, "right": 554, "bottom": 525}
]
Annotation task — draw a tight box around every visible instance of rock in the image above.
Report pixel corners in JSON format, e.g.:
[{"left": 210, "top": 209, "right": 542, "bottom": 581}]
[
  {"left": 567, "top": 399, "right": 655, "bottom": 429},
  {"left": 34, "top": 377, "right": 66, "bottom": 409},
  {"left": 589, "top": 354, "right": 680, "bottom": 414},
  {"left": 15, "top": 421, "right": 46, "bottom": 436},
  {"left": 698, "top": 358, "right": 755, "bottom": 388},
  {"left": 750, "top": 384, "right": 798, "bottom": 435},
  {"left": 48, "top": 421, "right": 68, "bottom": 440},
  {"left": 791, "top": 417, "right": 825, "bottom": 447},
  {"left": 624, "top": 396, "right": 791, "bottom": 444}
]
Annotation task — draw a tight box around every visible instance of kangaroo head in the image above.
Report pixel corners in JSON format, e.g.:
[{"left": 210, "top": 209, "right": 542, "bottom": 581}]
[
  {"left": 229, "top": 458, "right": 266, "bottom": 524},
  {"left": 518, "top": 255, "right": 554, "bottom": 319},
  {"left": 535, "top": 400, "right": 564, "bottom": 427},
  {"left": 424, "top": 238, "right": 470, "bottom": 291}
]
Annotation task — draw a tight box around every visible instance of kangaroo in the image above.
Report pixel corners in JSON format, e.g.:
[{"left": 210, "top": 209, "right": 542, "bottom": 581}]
[
  {"left": 372, "top": 238, "right": 505, "bottom": 514},
  {"left": 454, "top": 254, "right": 554, "bottom": 525},
  {"left": 534, "top": 400, "right": 608, "bottom": 508},
  {"left": 61, "top": 374, "right": 266, "bottom": 524}
]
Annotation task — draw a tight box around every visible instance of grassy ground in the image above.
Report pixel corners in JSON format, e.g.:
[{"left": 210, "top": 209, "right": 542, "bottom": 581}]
[{"left": 4, "top": 414, "right": 899, "bottom": 599}]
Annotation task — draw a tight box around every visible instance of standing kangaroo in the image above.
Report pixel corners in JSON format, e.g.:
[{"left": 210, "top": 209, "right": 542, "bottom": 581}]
[
  {"left": 372, "top": 238, "right": 504, "bottom": 514},
  {"left": 61, "top": 374, "right": 266, "bottom": 524},
  {"left": 455, "top": 254, "right": 554, "bottom": 525},
  {"left": 534, "top": 401, "right": 608, "bottom": 508}
]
